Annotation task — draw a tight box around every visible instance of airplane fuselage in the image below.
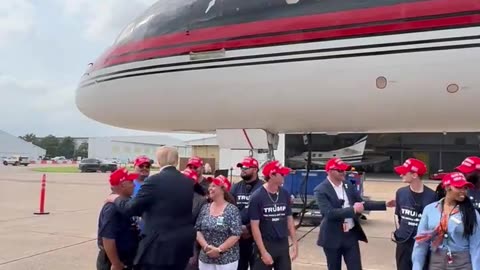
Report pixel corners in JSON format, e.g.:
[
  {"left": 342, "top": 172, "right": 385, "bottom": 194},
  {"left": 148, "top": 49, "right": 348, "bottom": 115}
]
[{"left": 76, "top": 0, "right": 480, "bottom": 134}]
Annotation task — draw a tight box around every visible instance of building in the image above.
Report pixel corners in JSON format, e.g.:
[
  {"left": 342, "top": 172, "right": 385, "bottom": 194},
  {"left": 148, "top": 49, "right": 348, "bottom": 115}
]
[
  {"left": 284, "top": 133, "right": 480, "bottom": 176},
  {"left": 181, "top": 132, "right": 480, "bottom": 178},
  {"left": 0, "top": 130, "right": 46, "bottom": 160},
  {"left": 182, "top": 136, "right": 219, "bottom": 172},
  {"left": 85, "top": 133, "right": 281, "bottom": 176},
  {"left": 85, "top": 132, "right": 479, "bottom": 178},
  {"left": 219, "top": 134, "right": 286, "bottom": 176},
  {"left": 88, "top": 135, "right": 188, "bottom": 162},
  {"left": 179, "top": 134, "right": 285, "bottom": 176}
]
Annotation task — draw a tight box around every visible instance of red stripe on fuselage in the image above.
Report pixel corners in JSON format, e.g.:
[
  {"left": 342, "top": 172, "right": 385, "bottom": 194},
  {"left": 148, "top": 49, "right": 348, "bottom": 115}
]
[
  {"left": 92, "top": 0, "right": 480, "bottom": 70},
  {"left": 99, "top": 15, "right": 480, "bottom": 68}
]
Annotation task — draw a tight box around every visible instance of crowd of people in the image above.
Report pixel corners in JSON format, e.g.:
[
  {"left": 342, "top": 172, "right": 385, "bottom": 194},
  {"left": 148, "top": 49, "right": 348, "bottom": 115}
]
[
  {"left": 96, "top": 146, "right": 296, "bottom": 270},
  {"left": 95, "top": 145, "right": 480, "bottom": 270},
  {"left": 315, "top": 156, "right": 480, "bottom": 270}
]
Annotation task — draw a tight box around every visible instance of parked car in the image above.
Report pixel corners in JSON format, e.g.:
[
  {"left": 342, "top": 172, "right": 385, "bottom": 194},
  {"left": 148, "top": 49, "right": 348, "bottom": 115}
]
[
  {"left": 78, "top": 158, "right": 117, "bottom": 173},
  {"left": 51, "top": 156, "right": 68, "bottom": 163},
  {"left": 3, "top": 156, "right": 30, "bottom": 166}
]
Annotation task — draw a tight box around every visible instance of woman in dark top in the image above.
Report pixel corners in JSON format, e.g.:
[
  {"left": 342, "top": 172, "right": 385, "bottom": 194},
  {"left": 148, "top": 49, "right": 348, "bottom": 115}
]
[
  {"left": 195, "top": 175, "right": 242, "bottom": 270},
  {"left": 182, "top": 168, "right": 209, "bottom": 220}
]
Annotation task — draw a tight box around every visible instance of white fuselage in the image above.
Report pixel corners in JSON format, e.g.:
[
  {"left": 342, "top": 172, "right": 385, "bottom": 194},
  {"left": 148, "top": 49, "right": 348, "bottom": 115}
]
[{"left": 76, "top": 26, "right": 480, "bottom": 134}]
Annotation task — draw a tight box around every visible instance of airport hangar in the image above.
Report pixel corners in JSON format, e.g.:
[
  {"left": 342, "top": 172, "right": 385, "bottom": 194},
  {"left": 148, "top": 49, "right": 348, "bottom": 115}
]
[
  {"left": 0, "top": 130, "right": 46, "bottom": 160},
  {"left": 80, "top": 132, "right": 480, "bottom": 177}
]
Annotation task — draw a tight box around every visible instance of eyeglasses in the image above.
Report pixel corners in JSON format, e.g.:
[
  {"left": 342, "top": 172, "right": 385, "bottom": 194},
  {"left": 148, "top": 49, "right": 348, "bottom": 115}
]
[
  {"left": 241, "top": 167, "right": 253, "bottom": 170},
  {"left": 139, "top": 164, "right": 151, "bottom": 169}
]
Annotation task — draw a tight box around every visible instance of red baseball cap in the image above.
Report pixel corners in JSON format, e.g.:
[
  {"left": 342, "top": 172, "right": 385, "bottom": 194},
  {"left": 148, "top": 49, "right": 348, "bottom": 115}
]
[
  {"left": 208, "top": 175, "right": 232, "bottom": 192},
  {"left": 394, "top": 158, "right": 427, "bottom": 176},
  {"left": 187, "top": 156, "right": 203, "bottom": 168},
  {"left": 109, "top": 168, "right": 138, "bottom": 186},
  {"left": 182, "top": 168, "right": 199, "bottom": 183},
  {"left": 262, "top": 160, "right": 291, "bottom": 177},
  {"left": 442, "top": 172, "right": 474, "bottom": 189},
  {"left": 325, "top": 158, "right": 351, "bottom": 172},
  {"left": 236, "top": 157, "right": 259, "bottom": 168},
  {"left": 455, "top": 156, "right": 480, "bottom": 174},
  {"left": 134, "top": 156, "right": 151, "bottom": 167}
]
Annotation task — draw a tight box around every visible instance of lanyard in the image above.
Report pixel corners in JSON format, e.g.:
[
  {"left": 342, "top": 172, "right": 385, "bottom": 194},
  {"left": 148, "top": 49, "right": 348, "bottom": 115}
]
[{"left": 440, "top": 200, "right": 458, "bottom": 264}]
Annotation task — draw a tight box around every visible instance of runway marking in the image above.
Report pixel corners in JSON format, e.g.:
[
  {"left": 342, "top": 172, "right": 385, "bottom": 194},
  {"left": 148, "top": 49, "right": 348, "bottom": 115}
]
[{"left": 0, "top": 238, "right": 96, "bottom": 266}]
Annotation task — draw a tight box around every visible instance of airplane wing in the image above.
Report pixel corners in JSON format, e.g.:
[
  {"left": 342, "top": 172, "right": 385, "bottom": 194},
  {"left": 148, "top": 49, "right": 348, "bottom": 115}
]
[{"left": 307, "top": 155, "right": 390, "bottom": 167}]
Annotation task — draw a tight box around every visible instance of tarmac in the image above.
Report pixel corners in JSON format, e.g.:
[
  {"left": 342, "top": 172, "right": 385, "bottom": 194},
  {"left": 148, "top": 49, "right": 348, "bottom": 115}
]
[{"left": 0, "top": 164, "right": 440, "bottom": 269}]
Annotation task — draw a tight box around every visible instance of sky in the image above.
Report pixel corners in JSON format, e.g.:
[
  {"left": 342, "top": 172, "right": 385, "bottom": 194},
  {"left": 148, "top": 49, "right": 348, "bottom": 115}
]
[{"left": 0, "top": 0, "right": 211, "bottom": 141}]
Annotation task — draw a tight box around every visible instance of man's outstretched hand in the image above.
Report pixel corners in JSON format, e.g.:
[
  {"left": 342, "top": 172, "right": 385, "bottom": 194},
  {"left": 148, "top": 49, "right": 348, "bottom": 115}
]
[{"left": 386, "top": 199, "right": 396, "bottom": 208}]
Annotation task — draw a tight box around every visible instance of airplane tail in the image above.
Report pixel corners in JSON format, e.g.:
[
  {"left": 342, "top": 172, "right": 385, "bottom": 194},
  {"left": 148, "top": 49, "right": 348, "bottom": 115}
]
[{"left": 337, "top": 135, "right": 367, "bottom": 158}]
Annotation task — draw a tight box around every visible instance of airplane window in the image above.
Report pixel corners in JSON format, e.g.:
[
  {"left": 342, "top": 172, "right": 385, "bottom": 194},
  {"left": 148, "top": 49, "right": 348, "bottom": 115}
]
[{"left": 114, "top": 0, "right": 192, "bottom": 45}]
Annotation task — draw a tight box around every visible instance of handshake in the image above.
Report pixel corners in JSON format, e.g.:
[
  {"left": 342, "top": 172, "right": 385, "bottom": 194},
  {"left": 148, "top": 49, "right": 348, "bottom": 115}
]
[
  {"left": 353, "top": 202, "right": 365, "bottom": 214},
  {"left": 353, "top": 199, "right": 395, "bottom": 214}
]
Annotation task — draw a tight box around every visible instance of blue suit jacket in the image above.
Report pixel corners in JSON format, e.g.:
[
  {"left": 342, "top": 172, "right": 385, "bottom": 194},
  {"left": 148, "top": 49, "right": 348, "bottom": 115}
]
[{"left": 314, "top": 179, "right": 386, "bottom": 249}]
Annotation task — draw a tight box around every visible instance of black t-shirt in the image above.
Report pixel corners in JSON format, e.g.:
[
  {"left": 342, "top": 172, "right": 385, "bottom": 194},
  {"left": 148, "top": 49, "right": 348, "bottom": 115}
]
[
  {"left": 248, "top": 186, "right": 292, "bottom": 241},
  {"left": 394, "top": 185, "right": 437, "bottom": 241},
  {"left": 230, "top": 178, "right": 263, "bottom": 225},
  {"left": 97, "top": 202, "right": 139, "bottom": 263},
  {"left": 198, "top": 177, "right": 210, "bottom": 194}
]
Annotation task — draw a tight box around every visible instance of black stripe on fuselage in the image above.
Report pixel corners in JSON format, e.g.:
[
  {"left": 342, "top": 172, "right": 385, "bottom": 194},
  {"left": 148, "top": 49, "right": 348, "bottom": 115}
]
[
  {"left": 80, "top": 32, "right": 480, "bottom": 87},
  {"left": 79, "top": 41, "right": 480, "bottom": 88}
]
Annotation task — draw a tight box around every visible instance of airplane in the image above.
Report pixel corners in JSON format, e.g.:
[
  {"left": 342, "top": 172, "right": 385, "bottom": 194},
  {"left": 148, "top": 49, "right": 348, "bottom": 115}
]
[
  {"left": 75, "top": 0, "right": 480, "bottom": 148},
  {"left": 287, "top": 135, "right": 391, "bottom": 168}
]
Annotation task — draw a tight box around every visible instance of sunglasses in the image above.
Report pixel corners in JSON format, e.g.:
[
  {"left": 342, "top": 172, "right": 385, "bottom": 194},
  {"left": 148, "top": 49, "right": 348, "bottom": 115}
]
[
  {"left": 139, "top": 164, "right": 151, "bottom": 169},
  {"left": 241, "top": 166, "right": 254, "bottom": 170}
]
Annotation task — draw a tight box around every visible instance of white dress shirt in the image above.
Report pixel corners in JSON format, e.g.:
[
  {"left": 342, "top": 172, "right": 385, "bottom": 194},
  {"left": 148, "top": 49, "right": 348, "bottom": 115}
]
[{"left": 327, "top": 177, "right": 354, "bottom": 231}]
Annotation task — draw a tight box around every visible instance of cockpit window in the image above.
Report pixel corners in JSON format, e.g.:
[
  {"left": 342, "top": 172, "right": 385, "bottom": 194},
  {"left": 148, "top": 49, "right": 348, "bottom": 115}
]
[
  {"left": 114, "top": 0, "right": 426, "bottom": 46},
  {"left": 113, "top": 0, "right": 194, "bottom": 45}
]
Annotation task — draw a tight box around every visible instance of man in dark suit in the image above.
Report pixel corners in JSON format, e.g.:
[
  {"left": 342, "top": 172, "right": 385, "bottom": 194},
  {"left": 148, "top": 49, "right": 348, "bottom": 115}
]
[
  {"left": 106, "top": 146, "right": 195, "bottom": 270},
  {"left": 314, "top": 158, "right": 395, "bottom": 270}
]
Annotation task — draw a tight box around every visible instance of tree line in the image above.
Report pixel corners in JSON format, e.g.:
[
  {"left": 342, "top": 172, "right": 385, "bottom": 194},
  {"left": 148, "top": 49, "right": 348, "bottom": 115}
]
[{"left": 19, "top": 133, "right": 88, "bottom": 159}]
